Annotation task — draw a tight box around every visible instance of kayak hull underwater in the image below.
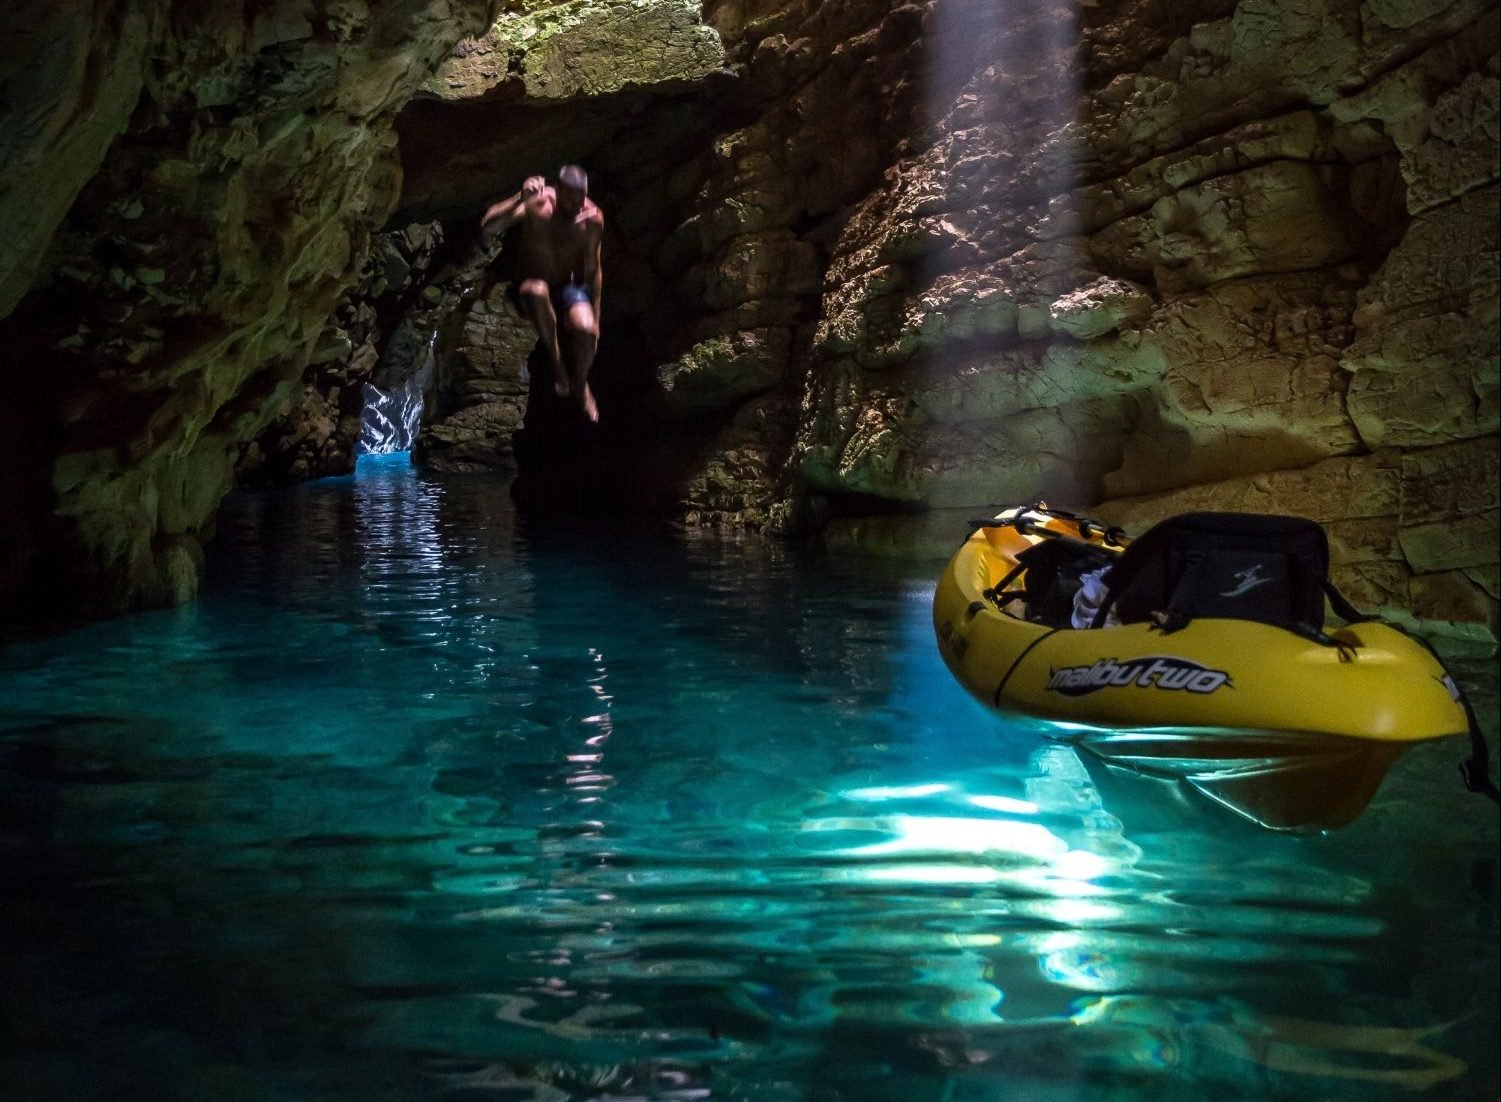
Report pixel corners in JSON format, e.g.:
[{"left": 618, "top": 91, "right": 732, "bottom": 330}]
[{"left": 933, "top": 507, "right": 1470, "bottom": 831}]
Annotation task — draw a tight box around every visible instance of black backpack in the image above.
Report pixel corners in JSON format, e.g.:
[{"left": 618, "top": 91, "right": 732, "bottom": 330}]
[
  {"left": 1090, "top": 512, "right": 1344, "bottom": 634},
  {"left": 1009, "top": 536, "right": 1115, "bottom": 627}
]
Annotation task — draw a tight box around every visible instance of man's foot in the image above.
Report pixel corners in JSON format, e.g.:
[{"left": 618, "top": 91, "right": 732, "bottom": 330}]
[
  {"left": 553, "top": 373, "right": 572, "bottom": 398},
  {"left": 580, "top": 384, "right": 598, "bottom": 423}
]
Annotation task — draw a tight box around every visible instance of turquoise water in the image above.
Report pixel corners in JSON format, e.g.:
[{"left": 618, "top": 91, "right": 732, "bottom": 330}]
[{"left": 1, "top": 452, "right": 1496, "bottom": 1101}]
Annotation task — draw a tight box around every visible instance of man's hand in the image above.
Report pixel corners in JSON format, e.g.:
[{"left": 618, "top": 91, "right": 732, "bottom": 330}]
[{"left": 482, "top": 177, "right": 544, "bottom": 234}]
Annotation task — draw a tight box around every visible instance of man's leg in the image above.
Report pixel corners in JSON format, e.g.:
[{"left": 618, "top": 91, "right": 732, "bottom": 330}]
[
  {"left": 517, "top": 279, "right": 569, "bottom": 396},
  {"left": 562, "top": 299, "right": 599, "bottom": 422}
]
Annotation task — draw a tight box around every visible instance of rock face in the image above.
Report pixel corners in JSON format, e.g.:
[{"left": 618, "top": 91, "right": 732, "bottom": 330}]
[
  {"left": 0, "top": 0, "right": 502, "bottom": 618},
  {"left": 395, "top": 0, "right": 923, "bottom": 524},
  {"left": 238, "top": 222, "right": 445, "bottom": 484},
  {"left": 428, "top": 0, "right": 725, "bottom": 102},
  {"left": 414, "top": 284, "right": 537, "bottom": 475},
  {"left": 1, "top": 0, "right": 1496, "bottom": 646},
  {"left": 792, "top": 1, "right": 1495, "bottom": 521},
  {"left": 384, "top": 0, "right": 1493, "bottom": 648}
]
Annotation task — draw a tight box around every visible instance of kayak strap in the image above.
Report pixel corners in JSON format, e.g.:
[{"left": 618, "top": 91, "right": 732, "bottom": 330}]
[
  {"left": 982, "top": 562, "right": 1028, "bottom": 609},
  {"left": 1458, "top": 690, "right": 1501, "bottom": 804},
  {"left": 1322, "top": 578, "right": 1377, "bottom": 625},
  {"left": 1391, "top": 622, "right": 1501, "bottom": 805}
]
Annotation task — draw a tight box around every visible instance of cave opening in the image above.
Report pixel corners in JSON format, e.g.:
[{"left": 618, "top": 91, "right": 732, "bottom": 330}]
[{"left": 380, "top": 71, "right": 818, "bottom": 525}]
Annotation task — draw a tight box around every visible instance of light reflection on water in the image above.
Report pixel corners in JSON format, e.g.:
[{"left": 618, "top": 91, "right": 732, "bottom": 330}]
[{"left": 0, "top": 453, "right": 1495, "bottom": 1101}]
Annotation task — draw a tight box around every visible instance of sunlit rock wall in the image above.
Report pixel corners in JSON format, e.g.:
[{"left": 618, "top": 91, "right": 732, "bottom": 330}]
[
  {"left": 0, "top": 0, "right": 501, "bottom": 617},
  {"left": 790, "top": 0, "right": 1498, "bottom": 645},
  {"left": 399, "top": 0, "right": 1493, "bottom": 643}
]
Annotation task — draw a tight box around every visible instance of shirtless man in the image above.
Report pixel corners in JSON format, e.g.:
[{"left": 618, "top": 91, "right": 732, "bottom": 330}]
[{"left": 480, "top": 165, "right": 604, "bottom": 421}]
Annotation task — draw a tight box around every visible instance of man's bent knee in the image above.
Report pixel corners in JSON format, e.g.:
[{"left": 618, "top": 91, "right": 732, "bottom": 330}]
[
  {"left": 563, "top": 303, "right": 595, "bottom": 334},
  {"left": 518, "top": 279, "right": 550, "bottom": 305}
]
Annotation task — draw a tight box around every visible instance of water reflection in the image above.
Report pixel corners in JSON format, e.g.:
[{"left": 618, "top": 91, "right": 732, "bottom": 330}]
[{"left": 0, "top": 457, "right": 1494, "bottom": 1101}]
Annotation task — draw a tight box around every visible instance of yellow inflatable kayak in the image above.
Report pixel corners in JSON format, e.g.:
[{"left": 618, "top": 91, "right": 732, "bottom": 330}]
[{"left": 932, "top": 504, "right": 1496, "bottom": 831}]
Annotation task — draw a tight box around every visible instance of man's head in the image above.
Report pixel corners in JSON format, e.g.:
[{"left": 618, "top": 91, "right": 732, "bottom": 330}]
[{"left": 556, "top": 164, "right": 588, "bottom": 216}]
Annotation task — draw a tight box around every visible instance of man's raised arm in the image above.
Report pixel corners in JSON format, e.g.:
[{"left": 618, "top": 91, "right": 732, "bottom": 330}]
[{"left": 480, "top": 175, "right": 545, "bottom": 237}]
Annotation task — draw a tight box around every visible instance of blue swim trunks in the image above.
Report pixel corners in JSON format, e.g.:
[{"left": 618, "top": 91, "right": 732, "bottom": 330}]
[
  {"left": 557, "top": 282, "right": 591, "bottom": 309},
  {"left": 507, "top": 280, "right": 593, "bottom": 314}
]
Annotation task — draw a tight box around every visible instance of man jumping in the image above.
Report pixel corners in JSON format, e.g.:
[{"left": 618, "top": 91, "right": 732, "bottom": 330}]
[{"left": 480, "top": 164, "right": 604, "bottom": 422}]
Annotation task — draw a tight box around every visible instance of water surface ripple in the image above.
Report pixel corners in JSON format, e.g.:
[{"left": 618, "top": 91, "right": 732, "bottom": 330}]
[{"left": 1, "top": 454, "right": 1496, "bottom": 1101}]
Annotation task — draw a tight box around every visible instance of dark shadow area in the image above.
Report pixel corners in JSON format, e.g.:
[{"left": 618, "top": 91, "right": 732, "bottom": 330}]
[
  {"left": 392, "top": 84, "right": 734, "bottom": 229},
  {"left": 508, "top": 325, "right": 713, "bottom": 516}
]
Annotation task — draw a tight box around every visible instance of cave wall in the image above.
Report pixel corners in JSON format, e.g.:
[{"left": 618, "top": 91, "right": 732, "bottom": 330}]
[
  {"left": 798, "top": 0, "right": 1500, "bottom": 642},
  {"left": 381, "top": 0, "right": 1494, "bottom": 644},
  {"left": 391, "top": 0, "right": 927, "bottom": 520},
  {"left": 238, "top": 221, "right": 445, "bottom": 484},
  {"left": 1, "top": 0, "right": 1495, "bottom": 643},
  {"left": 0, "top": 0, "right": 502, "bottom": 618}
]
